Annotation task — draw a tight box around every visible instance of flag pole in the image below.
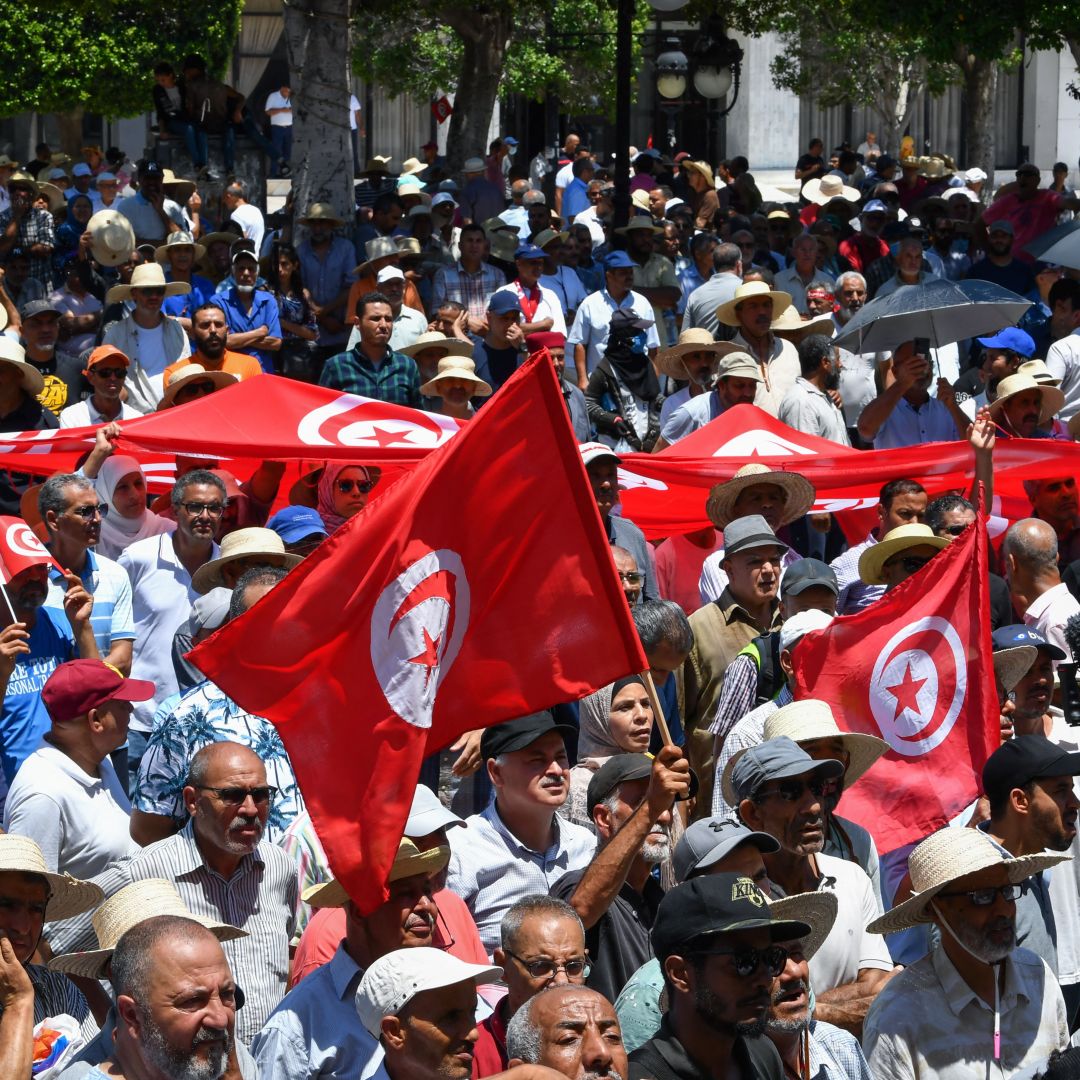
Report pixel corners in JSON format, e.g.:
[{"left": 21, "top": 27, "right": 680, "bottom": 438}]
[
  {"left": 0, "top": 583, "right": 17, "bottom": 627},
  {"left": 641, "top": 669, "right": 675, "bottom": 748}
]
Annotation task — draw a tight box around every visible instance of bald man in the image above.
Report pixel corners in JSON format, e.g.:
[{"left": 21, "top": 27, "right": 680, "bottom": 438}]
[{"left": 1003, "top": 517, "right": 1080, "bottom": 662}]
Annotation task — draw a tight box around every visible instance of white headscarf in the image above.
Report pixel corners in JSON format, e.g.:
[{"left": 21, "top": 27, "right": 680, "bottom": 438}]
[{"left": 93, "top": 455, "right": 174, "bottom": 559}]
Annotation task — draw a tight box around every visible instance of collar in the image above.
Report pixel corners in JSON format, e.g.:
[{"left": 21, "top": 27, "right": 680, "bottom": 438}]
[
  {"left": 930, "top": 940, "right": 1028, "bottom": 1018},
  {"left": 795, "top": 376, "right": 828, "bottom": 398},
  {"left": 717, "top": 586, "right": 780, "bottom": 628},
  {"left": 1025, "top": 582, "right": 1069, "bottom": 621},
  {"left": 47, "top": 546, "right": 97, "bottom": 583},
  {"left": 483, "top": 799, "right": 562, "bottom": 858},
  {"left": 601, "top": 288, "right": 633, "bottom": 308},
  {"left": 174, "top": 819, "right": 266, "bottom": 878},
  {"left": 329, "top": 939, "right": 365, "bottom": 999}
]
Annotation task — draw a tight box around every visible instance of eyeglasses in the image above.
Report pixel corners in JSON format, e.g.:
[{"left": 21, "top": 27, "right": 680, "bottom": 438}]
[
  {"left": 617, "top": 571, "right": 642, "bottom": 584},
  {"left": 91, "top": 367, "right": 127, "bottom": 379},
  {"left": 178, "top": 382, "right": 216, "bottom": 397},
  {"left": 940, "top": 524, "right": 968, "bottom": 537},
  {"left": 70, "top": 503, "right": 109, "bottom": 519},
  {"left": 337, "top": 478, "right": 376, "bottom": 495},
  {"left": 753, "top": 778, "right": 827, "bottom": 803},
  {"left": 939, "top": 882, "right": 1026, "bottom": 906},
  {"left": 504, "top": 950, "right": 591, "bottom": 980},
  {"left": 196, "top": 785, "right": 277, "bottom": 806},
  {"left": 693, "top": 944, "right": 788, "bottom": 979},
  {"left": 181, "top": 501, "right": 225, "bottom": 517}
]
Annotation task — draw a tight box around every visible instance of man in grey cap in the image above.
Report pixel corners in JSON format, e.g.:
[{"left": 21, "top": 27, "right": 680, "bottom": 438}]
[
  {"left": 682, "top": 515, "right": 785, "bottom": 818},
  {"left": 732, "top": 737, "right": 894, "bottom": 1030},
  {"left": 19, "top": 297, "right": 86, "bottom": 416}
]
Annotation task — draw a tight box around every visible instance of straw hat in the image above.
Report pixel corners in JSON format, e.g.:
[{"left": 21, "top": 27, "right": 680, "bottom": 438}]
[
  {"left": 157, "top": 363, "right": 237, "bottom": 410},
  {"left": 716, "top": 280, "right": 794, "bottom": 328},
  {"left": 300, "top": 203, "right": 345, "bottom": 226},
  {"left": 360, "top": 155, "right": 393, "bottom": 176},
  {"left": 155, "top": 230, "right": 206, "bottom": 264},
  {"left": 1017, "top": 359, "right": 1061, "bottom": 387},
  {"left": 48, "top": 878, "right": 248, "bottom": 980},
  {"left": 0, "top": 835, "right": 102, "bottom": 922},
  {"left": 86, "top": 209, "right": 136, "bottom": 268},
  {"left": 682, "top": 160, "right": 715, "bottom": 188},
  {"left": 867, "top": 828, "right": 1069, "bottom": 935},
  {"left": 161, "top": 168, "right": 195, "bottom": 204},
  {"left": 105, "top": 262, "right": 191, "bottom": 304},
  {"left": 191, "top": 526, "right": 302, "bottom": 594},
  {"left": 400, "top": 332, "right": 474, "bottom": 360},
  {"left": 303, "top": 839, "right": 450, "bottom": 909},
  {"left": 706, "top": 463, "right": 815, "bottom": 530},
  {"left": 988, "top": 373, "right": 1065, "bottom": 427},
  {"left": 37, "top": 182, "right": 67, "bottom": 214},
  {"left": 288, "top": 463, "right": 382, "bottom": 508},
  {"left": 420, "top": 356, "right": 492, "bottom": 398},
  {"left": 769, "top": 890, "right": 837, "bottom": 963},
  {"left": 656, "top": 329, "right": 746, "bottom": 380},
  {"left": 993, "top": 646, "right": 1038, "bottom": 693},
  {"left": 201, "top": 230, "right": 240, "bottom": 250},
  {"left": 400, "top": 157, "right": 427, "bottom": 177},
  {"left": 857, "top": 524, "right": 948, "bottom": 585},
  {"left": 0, "top": 338, "right": 46, "bottom": 397},
  {"left": 801, "top": 174, "right": 860, "bottom": 206},
  {"left": 6, "top": 170, "right": 39, "bottom": 197},
  {"left": 353, "top": 235, "right": 400, "bottom": 277},
  {"left": 615, "top": 217, "right": 663, "bottom": 237}
]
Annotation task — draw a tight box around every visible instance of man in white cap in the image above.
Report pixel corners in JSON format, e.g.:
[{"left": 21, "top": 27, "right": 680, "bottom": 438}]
[
  {"left": 864, "top": 828, "right": 1069, "bottom": 1078},
  {"left": 374, "top": 265, "right": 428, "bottom": 351}
]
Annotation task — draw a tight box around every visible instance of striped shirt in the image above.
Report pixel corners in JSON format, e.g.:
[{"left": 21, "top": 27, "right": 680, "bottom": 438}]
[
  {"left": 45, "top": 548, "right": 135, "bottom": 659},
  {"left": 15, "top": 963, "right": 96, "bottom": 1043},
  {"left": 829, "top": 533, "right": 883, "bottom": 615},
  {"left": 431, "top": 261, "right": 505, "bottom": 322},
  {"left": 808, "top": 1020, "right": 874, "bottom": 1080},
  {"left": 48, "top": 822, "right": 297, "bottom": 1045}
]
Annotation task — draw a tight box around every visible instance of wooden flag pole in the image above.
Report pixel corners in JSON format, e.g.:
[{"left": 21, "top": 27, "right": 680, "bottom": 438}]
[{"left": 641, "top": 668, "right": 675, "bottom": 748}]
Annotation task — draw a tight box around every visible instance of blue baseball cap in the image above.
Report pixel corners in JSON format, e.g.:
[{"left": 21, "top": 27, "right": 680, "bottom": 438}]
[
  {"left": 514, "top": 244, "right": 547, "bottom": 261},
  {"left": 487, "top": 291, "right": 522, "bottom": 315},
  {"left": 603, "top": 250, "right": 635, "bottom": 270},
  {"left": 976, "top": 327, "right": 1035, "bottom": 357},
  {"left": 991, "top": 624, "right": 1066, "bottom": 660},
  {"left": 504, "top": 137, "right": 519, "bottom": 146},
  {"left": 861, "top": 199, "right": 888, "bottom": 215},
  {"left": 267, "top": 505, "right": 328, "bottom": 545}
]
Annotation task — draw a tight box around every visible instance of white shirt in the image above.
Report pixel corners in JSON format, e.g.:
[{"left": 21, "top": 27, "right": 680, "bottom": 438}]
[
  {"left": 265, "top": 90, "right": 292, "bottom": 126},
  {"left": 118, "top": 532, "right": 219, "bottom": 732},
  {"left": 659, "top": 385, "right": 692, "bottom": 426},
  {"left": 1046, "top": 330, "right": 1080, "bottom": 423},
  {"left": 567, "top": 289, "right": 660, "bottom": 376},
  {"left": 555, "top": 161, "right": 575, "bottom": 190},
  {"left": 699, "top": 548, "right": 801, "bottom": 607},
  {"left": 1024, "top": 582, "right": 1080, "bottom": 664},
  {"left": 349, "top": 93, "right": 361, "bottom": 131},
  {"left": 59, "top": 398, "right": 142, "bottom": 428},
  {"left": 3, "top": 741, "right": 134, "bottom": 879},
  {"left": 230, "top": 202, "right": 265, "bottom": 254}
]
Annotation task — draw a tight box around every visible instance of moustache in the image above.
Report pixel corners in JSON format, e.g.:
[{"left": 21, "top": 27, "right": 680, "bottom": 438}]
[
  {"left": 406, "top": 910, "right": 435, "bottom": 932},
  {"left": 540, "top": 775, "right": 565, "bottom": 789},
  {"left": 772, "top": 981, "right": 807, "bottom": 1005},
  {"left": 192, "top": 1025, "right": 231, "bottom": 1050}
]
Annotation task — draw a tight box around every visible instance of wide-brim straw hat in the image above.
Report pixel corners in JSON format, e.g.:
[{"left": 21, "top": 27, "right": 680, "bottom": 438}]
[
  {"left": 87, "top": 209, "right": 136, "bottom": 268},
  {"left": 155, "top": 231, "right": 206, "bottom": 264},
  {"left": 769, "top": 890, "right": 837, "bottom": 963},
  {"left": 353, "top": 235, "right": 401, "bottom": 277},
  {"left": 105, "top": 262, "right": 191, "bottom": 304},
  {"left": 36, "top": 182, "right": 66, "bottom": 214},
  {"left": 762, "top": 699, "right": 889, "bottom": 788},
  {"left": 400, "top": 333, "right": 474, "bottom": 360},
  {"left": 420, "top": 356, "right": 492, "bottom": 398},
  {"left": 857, "top": 524, "right": 949, "bottom": 585},
  {"left": 656, "top": 330, "right": 746, "bottom": 380},
  {"left": 400, "top": 157, "right": 427, "bottom": 177},
  {"left": 304, "top": 840, "right": 450, "bottom": 909},
  {"left": 0, "top": 337, "right": 46, "bottom": 397},
  {"left": 191, "top": 526, "right": 302, "bottom": 594},
  {"left": 0, "top": 835, "right": 102, "bottom": 922},
  {"left": 157, "top": 364, "right": 237, "bottom": 410},
  {"left": 300, "top": 202, "right": 345, "bottom": 226},
  {"left": 801, "top": 174, "right": 860, "bottom": 206},
  {"left": 868, "top": 828, "right": 1069, "bottom": 935},
  {"left": 988, "top": 373, "right": 1065, "bottom": 427},
  {"left": 161, "top": 168, "right": 195, "bottom": 204},
  {"left": 615, "top": 217, "right": 664, "bottom": 236},
  {"left": 1017, "top": 359, "right": 1061, "bottom": 387},
  {"left": 706, "top": 463, "right": 815, "bottom": 530},
  {"left": 993, "top": 645, "right": 1038, "bottom": 693},
  {"left": 682, "top": 159, "right": 715, "bottom": 188},
  {"left": 717, "top": 280, "right": 794, "bottom": 328},
  {"left": 48, "top": 878, "right": 248, "bottom": 980}
]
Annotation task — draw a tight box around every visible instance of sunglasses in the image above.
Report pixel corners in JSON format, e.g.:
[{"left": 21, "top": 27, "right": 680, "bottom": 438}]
[
  {"left": 70, "top": 503, "right": 109, "bottom": 520},
  {"left": 91, "top": 367, "right": 127, "bottom": 379},
  {"left": 181, "top": 501, "right": 225, "bottom": 517},
  {"left": 617, "top": 571, "right": 642, "bottom": 584},
  {"left": 939, "top": 882, "right": 1025, "bottom": 906},
  {"left": 196, "top": 785, "right": 277, "bottom": 806},
  {"left": 337, "top": 478, "right": 376, "bottom": 495},
  {"left": 504, "top": 950, "right": 591, "bottom": 979},
  {"left": 694, "top": 944, "right": 788, "bottom": 979}
]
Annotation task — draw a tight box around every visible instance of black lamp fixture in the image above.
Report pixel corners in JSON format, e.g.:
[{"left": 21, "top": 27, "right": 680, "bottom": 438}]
[
  {"left": 692, "top": 20, "right": 743, "bottom": 114},
  {"left": 655, "top": 37, "right": 689, "bottom": 101}
]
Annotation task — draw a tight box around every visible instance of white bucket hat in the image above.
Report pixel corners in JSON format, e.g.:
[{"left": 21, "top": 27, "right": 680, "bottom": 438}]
[
  {"left": 801, "top": 174, "right": 860, "bottom": 206},
  {"left": 86, "top": 209, "right": 136, "bottom": 267}
]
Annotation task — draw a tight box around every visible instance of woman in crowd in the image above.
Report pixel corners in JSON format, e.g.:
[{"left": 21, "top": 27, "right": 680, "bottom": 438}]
[
  {"left": 54, "top": 194, "right": 94, "bottom": 262},
  {"left": 270, "top": 243, "right": 319, "bottom": 381}
]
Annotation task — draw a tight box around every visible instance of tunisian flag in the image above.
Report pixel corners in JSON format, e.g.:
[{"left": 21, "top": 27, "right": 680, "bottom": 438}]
[
  {"left": 190, "top": 353, "right": 647, "bottom": 912},
  {"left": 0, "top": 516, "right": 61, "bottom": 581},
  {"left": 791, "top": 515, "right": 998, "bottom": 853}
]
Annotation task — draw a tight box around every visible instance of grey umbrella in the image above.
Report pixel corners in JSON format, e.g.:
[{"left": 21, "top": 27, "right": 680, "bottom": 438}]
[
  {"left": 833, "top": 278, "right": 1032, "bottom": 353},
  {"left": 1023, "top": 220, "right": 1080, "bottom": 262}
]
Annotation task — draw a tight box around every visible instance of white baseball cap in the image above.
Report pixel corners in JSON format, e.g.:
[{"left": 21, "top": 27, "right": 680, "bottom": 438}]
[
  {"left": 579, "top": 441, "right": 621, "bottom": 468},
  {"left": 405, "top": 785, "right": 464, "bottom": 838},
  {"left": 376, "top": 266, "right": 405, "bottom": 284},
  {"left": 356, "top": 948, "right": 502, "bottom": 1036},
  {"left": 778, "top": 608, "right": 833, "bottom": 653}
]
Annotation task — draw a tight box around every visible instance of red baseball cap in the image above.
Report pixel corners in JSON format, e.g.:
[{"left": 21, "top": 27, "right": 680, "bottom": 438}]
[{"left": 42, "top": 659, "right": 155, "bottom": 723}]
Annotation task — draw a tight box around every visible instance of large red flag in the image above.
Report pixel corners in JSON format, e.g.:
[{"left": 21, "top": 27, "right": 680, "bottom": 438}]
[
  {"left": 790, "top": 516, "right": 997, "bottom": 853},
  {"left": 189, "top": 353, "right": 647, "bottom": 912}
]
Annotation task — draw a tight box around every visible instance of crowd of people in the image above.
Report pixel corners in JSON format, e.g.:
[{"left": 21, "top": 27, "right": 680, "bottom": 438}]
[{"left": 0, "top": 118, "right": 1079, "bottom": 1079}]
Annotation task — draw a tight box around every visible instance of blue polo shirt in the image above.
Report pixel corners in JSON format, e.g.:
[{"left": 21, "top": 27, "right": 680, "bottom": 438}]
[
  {"left": 45, "top": 548, "right": 135, "bottom": 660},
  {"left": 162, "top": 273, "right": 216, "bottom": 325},
  {"left": 210, "top": 288, "right": 282, "bottom": 373}
]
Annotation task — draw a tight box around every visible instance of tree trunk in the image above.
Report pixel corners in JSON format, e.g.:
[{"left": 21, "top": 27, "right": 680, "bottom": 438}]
[
  {"left": 283, "top": 0, "right": 353, "bottom": 238},
  {"left": 54, "top": 107, "right": 85, "bottom": 159},
  {"left": 442, "top": 14, "right": 511, "bottom": 175},
  {"left": 957, "top": 49, "right": 997, "bottom": 179}
]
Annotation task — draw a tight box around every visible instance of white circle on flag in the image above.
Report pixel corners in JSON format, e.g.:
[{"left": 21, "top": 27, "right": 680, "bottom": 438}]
[
  {"left": 370, "top": 549, "right": 470, "bottom": 729},
  {"left": 868, "top": 615, "right": 966, "bottom": 757},
  {"left": 5, "top": 523, "right": 48, "bottom": 558},
  {"left": 297, "top": 395, "right": 454, "bottom": 448}
]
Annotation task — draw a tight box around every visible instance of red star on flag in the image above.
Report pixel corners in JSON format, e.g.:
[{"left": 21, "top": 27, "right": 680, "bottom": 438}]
[
  {"left": 886, "top": 661, "right": 928, "bottom": 721},
  {"left": 407, "top": 627, "right": 442, "bottom": 687}
]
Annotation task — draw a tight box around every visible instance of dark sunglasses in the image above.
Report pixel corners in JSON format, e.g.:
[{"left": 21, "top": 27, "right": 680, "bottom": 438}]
[
  {"left": 71, "top": 503, "right": 109, "bottom": 519},
  {"left": 694, "top": 944, "right": 788, "bottom": 979},
  {"left": 337, "top": 478, "right": 376, "bottom": 494},
  {"left": 504, "top": 950, "right": 591, "bottom": 979},
  {"left": 939, "top": 882, "right": 1025, "bottom": 906},
  {"left": 91, "top": 367, "right": 127, "bottom": 379},
  {"left": 196, "top": 785, "right": 277, "bottom": 806}
]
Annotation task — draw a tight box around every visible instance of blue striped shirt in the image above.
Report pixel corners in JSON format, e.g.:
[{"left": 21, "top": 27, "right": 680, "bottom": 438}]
[{"left": 46, "top": 548, "right": 135, "bottom": 659}]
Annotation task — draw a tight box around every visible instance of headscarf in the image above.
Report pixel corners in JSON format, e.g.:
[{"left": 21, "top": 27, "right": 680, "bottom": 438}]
[
  {"left": 55, "top": 194, "right": 93, "bottom": 260},
  {"left": 605, "top": 322, "right": 660, "bottom": 402},
  {"left": 94, "top": 455, "right": 174, "bottom": 559},
  {"left": 316, "top": 463, "right": 376, "bottom": 533},
  {"left": 576, "top": 675, "right": 648, "bottom": 763}
]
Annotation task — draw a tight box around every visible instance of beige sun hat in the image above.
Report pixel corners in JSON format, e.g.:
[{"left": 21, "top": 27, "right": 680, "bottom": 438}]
[
  {"left": 772, "top": 309, "right": 836, "bottom": 342},
  {"left": 37, "top": 182, "right": 67, "bottom": 214},
  {"left": 682, "top": 160, "right": 715, "bottom": 188},
  {"left": 400, "top": 157, "right": 427, "bottom": 177},
  {"left": 615, "top": 216, "right": 663, "bottom": 237},
  {"left": 300, "top": 202, "right": 345, "bottom": 226},
  {"left": 160, "top": 168, "right": 195, "bottom": 204},
  {"left": 86, "top": 209, "right": 136, "bottom": 267},
  {"left": 48, "top": 878, "right": 248, "bottom": 980},
  {"left": 105, "top": 261, "right": 191, "bottom": 304},
  {"left": 656, "top": 329, "right": 746, "bottom": 380},
  {"left": 155, "top": 230, "right": 206, "bottom": 264},
  {"left": 857, "top": 523, "right": 949, "bottom": 585},
  {"left": 0, "top": 338, "right": 46, "bottom": 397},
  {"left": 631, "top": 189, "right": 652, "bottom": 213},
  {"left": 353, "top": 235, "right": 401, "bottom": 277},
  {"left": 400, "top": 332, "right": 474, "bottom": 360},
  {"left": 801, "top": 174, "right": 860, "bottom": 206},
  {"left": 769, "top": 890, "right": 838, "bottom": 963},
  {"left": 191, "top": 526, "right": 302, "bottom": 595},
  {"left": 706, "top": 463, "right": 815, "bottom": 530},
  {"left": 868, "top": 828, "right": 1069, "bottom": 935},
  {"left": 988, "top": 373, "right": 1065, "bottom": 427},
  {"left": 157, "top": 363, "right": 238, "bottom": 410},
  {"left": 717, "top": 280, "right": 794, "bottom": 328},
  {"left": 0, "top": 835, "right": 103, "bottom": 922},
  {"left": 1017, "top": 359, "right": 1060, "bottom": 387},
  {"left": 993, "top": 645, "right": 1038, "bottom": 693},
  {"left": 304, "top": 838, "right": 451, "bottom": 909},
  {"left": 420, "top": 356, "right": 492, "bottom": 398},
  {"left": 715, "top": 351, "right": 765, "bottom": 384}
]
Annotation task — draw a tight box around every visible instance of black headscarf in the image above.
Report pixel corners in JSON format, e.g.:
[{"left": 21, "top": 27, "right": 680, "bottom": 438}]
[{"left": 606, "top": 312, "right": 660, "bottom": 401}]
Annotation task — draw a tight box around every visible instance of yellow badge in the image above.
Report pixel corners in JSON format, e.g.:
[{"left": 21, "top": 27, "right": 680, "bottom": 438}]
[{"left": 732, "top": 876, "right": 765, "bottom": 906}]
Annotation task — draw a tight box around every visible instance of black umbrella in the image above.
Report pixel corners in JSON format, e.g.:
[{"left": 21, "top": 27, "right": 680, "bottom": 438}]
[{"left": 833, "top": 279, "right": 1032, "bottom": 353}]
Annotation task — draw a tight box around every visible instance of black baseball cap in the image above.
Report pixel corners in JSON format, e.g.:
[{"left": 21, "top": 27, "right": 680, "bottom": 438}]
[
  {"left": 480, "top": 712, "right": 576, "bottom": 760},
  {"left": 780, "top": 559, "right": 838, "bottom": 598},
  {"left": 651, "top": 873, "right": 810, "bottom": 961},
  {"left": 983, "top": 735, "right": 1080, "bottom": 804},
  {"left": 585, "top": 751, "right": 699, "bottom": 815},
  {"left": 19, "top": 298, "right": 62, "bottom": 321},
  {"left": 609, "top": 308, "right": 654, "bottom": 333},
  {"left": 138, "top": 160, "right": 163, "bottom": 178}
]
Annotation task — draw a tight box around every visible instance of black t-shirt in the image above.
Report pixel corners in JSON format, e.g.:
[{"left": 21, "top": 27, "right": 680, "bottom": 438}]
[
  {"left": 629, "top": 1016, "right": 784, "bottom": 1080},
  {"left": 0, "top": 392, "right": 59, "bottom": 515},
  {"left": 550, "top": 868, "right": 664, "bottom": 1004},
  {"left": 965, "top": 258, "right": 1036, "bottom": 297},
  {"left": 796, "top": 153, "right": 824, "bottom": 176},
  {"left": 24, "top": 352, "right": 87, "bottom": 417},
  {"left": 989, "top": 572, "right": 1015, "bottom": 630}
]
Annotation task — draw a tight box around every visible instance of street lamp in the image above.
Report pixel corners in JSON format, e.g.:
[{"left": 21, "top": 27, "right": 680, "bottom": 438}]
[
  {"left": 655, "top": 39, "right": 689, "bottom": 100},
  {"left": 692, "top": 23, "right": 743, "bottom": 115}
]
